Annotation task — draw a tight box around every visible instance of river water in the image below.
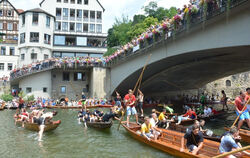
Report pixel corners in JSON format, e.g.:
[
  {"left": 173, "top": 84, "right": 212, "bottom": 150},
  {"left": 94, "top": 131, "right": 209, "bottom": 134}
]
[{"left": 0, "top": 108, "right": 240, "bottom": 158}]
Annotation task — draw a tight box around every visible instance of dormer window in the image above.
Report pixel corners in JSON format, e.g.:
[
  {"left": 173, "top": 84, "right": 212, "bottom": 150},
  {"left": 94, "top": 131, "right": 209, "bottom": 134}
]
[
  {"left": 7, "top": 10, "right": 13, "bottom": 17},
  {"left": 84, "top": 0, "right": 88, "bottom": 5}
]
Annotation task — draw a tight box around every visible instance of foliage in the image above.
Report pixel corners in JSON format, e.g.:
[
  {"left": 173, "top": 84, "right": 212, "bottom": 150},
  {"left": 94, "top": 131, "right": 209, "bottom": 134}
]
[
  {"left": 0, "top": 93, "right": 13, "bottom": 102},
  {"left": 18, "top": 91, "right": 26, "bottom": 98},
  {"left": 132, "top": 14, "right": 146, "bottom": 25},
  {"left": 25, "top": 95, "right": 35, "bottom": 102},
  {"left": 103, "top": 47, "right": 118, "bottom": 56}
]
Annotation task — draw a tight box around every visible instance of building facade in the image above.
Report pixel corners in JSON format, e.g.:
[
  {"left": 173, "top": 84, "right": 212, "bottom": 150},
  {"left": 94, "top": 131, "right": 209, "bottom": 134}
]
[
  {"left": 0, "top": 0, "right": 21, "bottom": 79},
  {"left": 12, "top": 0, "right": 109, "bottom": 100}
]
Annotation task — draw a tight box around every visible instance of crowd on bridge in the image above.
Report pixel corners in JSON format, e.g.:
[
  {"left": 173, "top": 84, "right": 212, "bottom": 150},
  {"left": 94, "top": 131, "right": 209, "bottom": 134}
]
[
  {"left": 105, "top": 0, "right": 235, "bottom": 63},
  {"left": 10, "top": 57, "right": 107, "bottom": 79}
]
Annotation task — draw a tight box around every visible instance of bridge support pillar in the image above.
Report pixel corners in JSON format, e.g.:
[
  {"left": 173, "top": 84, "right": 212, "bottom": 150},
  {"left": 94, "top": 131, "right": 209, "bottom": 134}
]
[{"left": 89, "top": 67, "right": 111, "bottom": 99}]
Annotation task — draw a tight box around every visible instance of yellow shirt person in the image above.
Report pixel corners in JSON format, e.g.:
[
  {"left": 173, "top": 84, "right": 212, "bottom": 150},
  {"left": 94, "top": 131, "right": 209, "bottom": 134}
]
[
  {"left": 158, "top": 112, "right": 165, "bottom": 121},
  {"left": 141, "top": 122, "right": 152, "bottom": 134}
]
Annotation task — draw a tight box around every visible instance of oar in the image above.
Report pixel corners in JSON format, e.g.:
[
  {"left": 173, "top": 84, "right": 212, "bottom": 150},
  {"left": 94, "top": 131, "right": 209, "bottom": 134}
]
[
  {"left": 117, "top": 110, "right": 125, "bottom": 130},
  {"left": 231, "top": 98, "right": 250, "bottom": 128},
  {"left": 212, "top": 145, "right": 250, "bottom": 158},
  {"left": 133, "top": 54, "right": 152, "bottom": 94}
]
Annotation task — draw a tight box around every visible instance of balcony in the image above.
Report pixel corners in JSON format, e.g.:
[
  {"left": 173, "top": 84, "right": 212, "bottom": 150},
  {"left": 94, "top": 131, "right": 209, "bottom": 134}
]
[{"left": 56, "top": 16, "right": 62, "bottom": 20}]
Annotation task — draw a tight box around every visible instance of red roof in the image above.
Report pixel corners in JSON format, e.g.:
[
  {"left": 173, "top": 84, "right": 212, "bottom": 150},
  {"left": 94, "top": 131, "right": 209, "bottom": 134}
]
[{"left": 17, "top": 9, "right": 24, "bottom": 14}]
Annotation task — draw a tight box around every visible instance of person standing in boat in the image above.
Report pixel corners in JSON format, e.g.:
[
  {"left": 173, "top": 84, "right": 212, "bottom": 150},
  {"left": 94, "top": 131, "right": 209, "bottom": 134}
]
[
  {"left": 180, "top": 124, "right": 204, "bottom": 155},
  {"left": 219, "top": 126, "right": 250, "bottom": 158},
  {"left": 124, "top": 89, "right": 139, "bottom": 127},
  {"left": 221, "top": 90, "right": 229, "bottom": 111},
  {"left": 137, "top": 89, "right": 144, "bottom": 117},
  {"left": 115, "top": 91, "right": 122, "bottom": 108},
  {"left": 234, "top": 91, "right": 250, "bottom": 130},
  {"left": 244, "top": 87, "right": 250, "bottom": 113}
]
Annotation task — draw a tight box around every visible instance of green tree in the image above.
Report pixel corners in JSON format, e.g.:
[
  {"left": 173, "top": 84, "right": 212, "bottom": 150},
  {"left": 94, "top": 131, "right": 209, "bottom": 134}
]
[
  {"left": 0, "top": 93, "right": 13, "bottom": 102},
  {"left": 103, "top": 47, "right": 118, "bottom": 56},
  {"left": 132, "top": 14, "right": 146, "bottom": 25},
  {"left": 143, "top": 1, "right": 158, "bottom": 17}
]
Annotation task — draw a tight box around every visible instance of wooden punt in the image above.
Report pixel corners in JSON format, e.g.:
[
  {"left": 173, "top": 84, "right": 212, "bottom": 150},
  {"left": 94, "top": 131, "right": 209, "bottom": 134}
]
[
  {"left": 168, "top": 124, "right": 221, "bottom": 142},
  {"left": 198, "top": 111, "right": 226, "bottom": 121},
  {"left": 0, "top": 102, "right": 6, "bottom": 111},
  {"left": 122, "top": 122, "right": 250, "bottom": 158},
  {"left": 224, "top": 127, "right": 250, "bottom": 143},
  {"left": 46, "top": 105, "right": 113, "bottom": 109},
  {"left": 81, "top": 120, "right": 113, "bottom": 129},
  {"left": 16, "top": 120, "right": 61, "bottom": 132}
]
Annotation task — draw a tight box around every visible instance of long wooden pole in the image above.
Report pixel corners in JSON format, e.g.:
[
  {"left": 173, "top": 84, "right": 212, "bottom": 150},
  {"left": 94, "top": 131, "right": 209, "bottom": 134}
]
[
  {"left": 231, "top": 98, "right": 250, "bottom": 127},
  {"left": 212, "top": 145, "right": 250, "bottom": 158},
  {"left": 133, "top": 54, "right": 152, "bottom": 93},
  {"left": 117, "top": 110, "right": 125, "bottom": 130}
]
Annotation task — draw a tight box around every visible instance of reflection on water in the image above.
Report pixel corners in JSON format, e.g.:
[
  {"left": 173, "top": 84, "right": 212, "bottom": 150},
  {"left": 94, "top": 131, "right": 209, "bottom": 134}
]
[{"left": 0, "top": 108, "right": 238, "bottom": 158}]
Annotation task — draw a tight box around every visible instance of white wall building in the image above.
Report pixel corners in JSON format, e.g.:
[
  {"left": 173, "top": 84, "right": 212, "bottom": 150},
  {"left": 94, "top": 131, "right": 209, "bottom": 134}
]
[
  {"left": 18, "top": 8, "right": 55, "bottom": 67},
  {"left": 40, "top": 0, "right": 107, "bottom": 58},
  {"left": 0, "top": 0, "right": 21, "bottom": 79}
]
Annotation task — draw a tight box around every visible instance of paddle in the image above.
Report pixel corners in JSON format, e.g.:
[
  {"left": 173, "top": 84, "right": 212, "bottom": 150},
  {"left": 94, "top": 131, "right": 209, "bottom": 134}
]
[
  {"left": 212, "top": 145, "right": 250, "bottom": 158},
  {"left": 117, "top": 110, "right": 125, "bottom": 130},
  {"left": 231, "top": 98, "right": 250, "bottom": 128}
]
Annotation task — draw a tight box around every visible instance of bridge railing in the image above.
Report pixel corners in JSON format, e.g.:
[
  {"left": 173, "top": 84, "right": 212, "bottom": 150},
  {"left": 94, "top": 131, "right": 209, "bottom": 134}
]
[
  {"left": 106, "top": 0, "right": 248, "bottom": 66},
  {"left": 10, "top": 60, "right": 106, "bottom": 81}
]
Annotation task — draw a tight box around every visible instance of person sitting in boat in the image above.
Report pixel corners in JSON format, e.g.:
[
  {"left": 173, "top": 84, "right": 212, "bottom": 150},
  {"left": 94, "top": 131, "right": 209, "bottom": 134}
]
[
  {"left": 203, "top": 106, "right": 212, "bottom": 117},
  {"left": 219, "top": 126, "right": 250, "bottom": 158},
  {"left": 180, "top": 124, "right": 204, "bottom": 155},
  {"left": 175, "top": 108, "right": 197, "bottom": 125},
  {"left": 141, "top": 117, "right": 155, "bottom": 141},
  {"left": 234, "top": 91, "right": 250, "bottom": 130},
  {"left": 38, "top": 111, "right": 58, "bottom": 141},
  {"left": 102, "top": 108, "right": 119, "bottom": 122},
  {"left": 150, "top": 113, "right": 162, "bottom": 140},
  {"left": 199, "top": 119, "right": 208, "bottom": 133},
  {"left": 157, "top": 109, "right": 169, "bottom": 128},
  {"left": 211, "top": 107, "right": 219, "bottom": 115}
]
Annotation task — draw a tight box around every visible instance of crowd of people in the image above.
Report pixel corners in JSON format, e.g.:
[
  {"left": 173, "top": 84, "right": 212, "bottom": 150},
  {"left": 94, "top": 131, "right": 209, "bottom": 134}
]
[
  {"left": 10, "top": 57, "right": 106, "bottom": 80},
  {"left": 105, "top": 0, "right": 232, "bottom": 63}
]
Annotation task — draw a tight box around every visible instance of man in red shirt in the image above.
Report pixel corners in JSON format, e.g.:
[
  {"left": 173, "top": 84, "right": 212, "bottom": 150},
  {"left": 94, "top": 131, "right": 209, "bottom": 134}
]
[
  {"left": 124, "top": 89, "right": 139, "bottom": 127},
  {"left": 244, "top": 87, "right": 250, "bottom": 112},
  {"left": 183, "top": 108, "right": 197, "bottom": 119},
  {"left": 234, "top": 91, "right": 250, "bottom": 130}
]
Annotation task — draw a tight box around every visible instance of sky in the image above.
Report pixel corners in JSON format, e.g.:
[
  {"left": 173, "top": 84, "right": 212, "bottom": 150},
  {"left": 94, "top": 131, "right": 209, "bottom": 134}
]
[{"left": 9, "top": 0, "right": 189, "bottom": 33}]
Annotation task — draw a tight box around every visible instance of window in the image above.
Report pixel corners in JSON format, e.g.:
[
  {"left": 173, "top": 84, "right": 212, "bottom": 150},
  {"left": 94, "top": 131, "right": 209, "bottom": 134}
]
[
  {"left": 69, "top": 23, "right": 75, "bottom": 31},
  {"left": 64, "top": 0, "right": 68, "bottom": 2},
  {"left": 70, "top": 9, "right": 75, "bottom": 19},
  {"left": 30, "top": 32, "right": 39, "bottom": 42},
  {"left": 8, "top": 63, "right": 13, "bottom": 71},
  {"left": 53, "top": 52, "right": 61, "bottom": 57},
  {"left": 44, "top": 54, "right": 49, "bottom": 59},
  {"left": 32, "top": 13, "right": 39, "bottom": 25},
  {"left": 76, "top": 9, "right": 82, "bottom": 19},
  {"left": 0, "top": 22, "right": 3, "bottom": 30},
  {"left": 20, "top": 33, "right": 25, "bottom": 44},
  {"left": 226, "top": 80, "right": 231, "bottom": 87},
  {"left": 97, "top": 11, "right": 102, "bottom": 20},
  {"left": 7, "top": 23, "right": 13, "bottom": 30},
  {"left": 0, "top": 63, "right": 4, "bottom": 70},
  {"left": 57, "top": 0, "right": 61, "bottom": 2},
  {"left": 9, "top": 47, "right": 15, "bottom": 56},
  {"left": 84, "top": 0, "right": 88, "bottom": 5},
  {"left": 7, "top": 35, "right": 13, "bottom": 40},
  {"left": 46, "top": 16, "right": 50, "bottom": 27},
  {"left": 22, "top": 15, "right": 25, "bottom": 25},
  {"left": 96, "top": 24, "right": 102, "bottom": 33},
  {"left": 76, "top": 23, "right": 82, "bottom": 32},
  {"left": 43, "top": 87, "right": 47, "bottom": 93},
  {"left": 62, "top": 22, "right": 68, "bottom": 31},
  {"left": 31, "top": 53, "right": 37, "bottom": 60},
  {"left": 21, "top": 54, "right": 25, "bottom": 60},
  {"left": 83, "top": 10, "right": 88, "bottom": 21},
  {"left": 62, "top": 52, "right": 75, "bottom": 57},
  {"left": 63, "top": 8, "right": 69, "bottom": 17},
  {"left": 90, "top": 24, "right": 95, "bottom": 32},
  {"left": 63, "top": 72, "right": 70, "bottom": 81},
  {"left": 44, "top": 34, "right": 51, "bottom": 44},
  {"left": 55, "top": 22, "right": 61, "bottom": 30},
  {"left": 77, "top": 37, "right": 87, "bottom": 46},
  {"left": 83, "top": 23, "right": 88, "bottom": 32},
  {"left": 7, "top": 10, "right": 13, "bottom": 17},
  {"left": 70, "top": 0, "right": 75, "bottom": 3},
  {"left": 77, "top": 0, "right": 82, "bottom": 4},
  {"left": 74, "top": 72, "right": 84, "bottom": 81},
  {"left": 1, "top": 47, "right": 6, "bottom": 55},
  {"left": 56, "top": 8, "right": 62, "bottom": 17},
  {"left": 54, "top": 35, "right": 65, "bottom": 45},
  {"left": 26, "top": 87, "right": 32, "bottom": 93},
  {"left": 61, "top": 86, "right": 66, "bottom": 93},
  {"left": 90, "top": 11, "right": 95, "bottom": 21},
  {"left": 0, "top": 10, "right": 3, "bottom": 16}
]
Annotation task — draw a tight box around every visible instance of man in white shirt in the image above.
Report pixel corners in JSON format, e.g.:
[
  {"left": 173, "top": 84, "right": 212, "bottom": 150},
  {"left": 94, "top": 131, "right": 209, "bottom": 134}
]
[
  {"left": 203, "top": 106, "right": 212, "bottom": 117},
  {"left": 149, "top": 113, "right": 162, "bottom": 140}
]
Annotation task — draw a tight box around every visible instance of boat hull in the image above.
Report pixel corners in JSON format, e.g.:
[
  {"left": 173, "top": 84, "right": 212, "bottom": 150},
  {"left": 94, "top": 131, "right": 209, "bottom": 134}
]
[{"left": 16, "top": 120, "right": 61, "bottom": 132}]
